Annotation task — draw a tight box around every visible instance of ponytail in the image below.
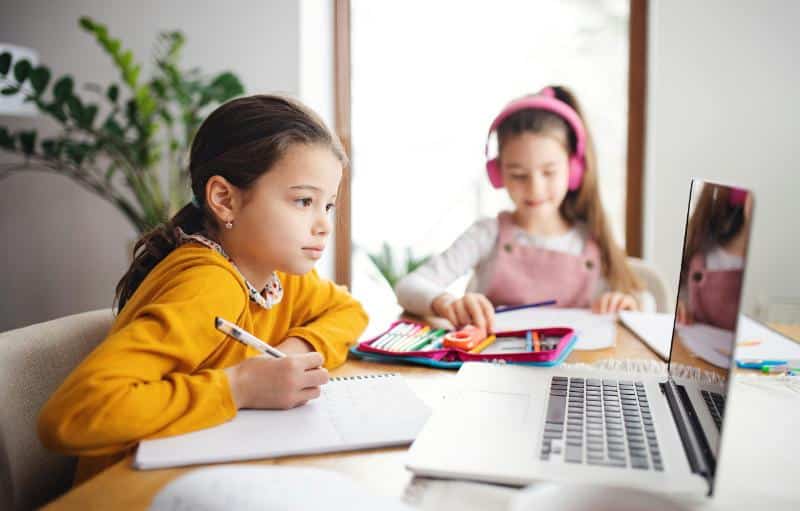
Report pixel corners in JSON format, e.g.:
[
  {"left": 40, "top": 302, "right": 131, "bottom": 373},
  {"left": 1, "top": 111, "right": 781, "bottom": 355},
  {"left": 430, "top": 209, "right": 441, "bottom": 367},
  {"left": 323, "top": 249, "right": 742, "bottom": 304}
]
[{"left": 114, "top": 203, "right": 206, "bottom": 312}]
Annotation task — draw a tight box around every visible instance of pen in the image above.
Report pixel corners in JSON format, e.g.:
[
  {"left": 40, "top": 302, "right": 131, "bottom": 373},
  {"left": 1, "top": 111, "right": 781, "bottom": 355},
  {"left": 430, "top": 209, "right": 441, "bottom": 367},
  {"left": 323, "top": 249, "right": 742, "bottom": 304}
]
[
  {"left": 495, "top": 300, "right": 557, "bottom": 314},
  {"left": 525, "top": 330, "right": 533, "bottom": 352},
  {"left": 215, "top": 317, "right": 286, "bottom": 358}
]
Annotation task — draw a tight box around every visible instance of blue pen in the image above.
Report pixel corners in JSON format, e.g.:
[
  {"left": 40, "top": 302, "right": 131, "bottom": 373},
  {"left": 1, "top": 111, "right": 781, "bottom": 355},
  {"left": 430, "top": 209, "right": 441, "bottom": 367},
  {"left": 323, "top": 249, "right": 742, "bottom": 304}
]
[
  {"left": 495, "top": 300, "right": 557, "bottom": 314},
  {"left": 737, "top": 359, "right": 798, "bottom": 369},
  {"left": 525, "top": 330, "right": 533, "bottom": 352}
]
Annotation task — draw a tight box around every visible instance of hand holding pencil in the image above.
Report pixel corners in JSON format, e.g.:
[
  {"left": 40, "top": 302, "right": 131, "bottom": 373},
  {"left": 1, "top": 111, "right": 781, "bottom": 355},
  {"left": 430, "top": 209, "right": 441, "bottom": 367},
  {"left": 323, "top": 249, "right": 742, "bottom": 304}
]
[{"left": 217, "top": 317, "right": 329, "bottom": 410}]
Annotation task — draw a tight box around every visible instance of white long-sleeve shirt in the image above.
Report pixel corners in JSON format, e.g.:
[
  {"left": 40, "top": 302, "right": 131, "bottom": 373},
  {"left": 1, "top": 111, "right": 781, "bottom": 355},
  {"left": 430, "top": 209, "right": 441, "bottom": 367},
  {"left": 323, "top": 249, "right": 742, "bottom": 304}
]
[{"left": 394, "top": 216, "right": 655, "bottom": 315}]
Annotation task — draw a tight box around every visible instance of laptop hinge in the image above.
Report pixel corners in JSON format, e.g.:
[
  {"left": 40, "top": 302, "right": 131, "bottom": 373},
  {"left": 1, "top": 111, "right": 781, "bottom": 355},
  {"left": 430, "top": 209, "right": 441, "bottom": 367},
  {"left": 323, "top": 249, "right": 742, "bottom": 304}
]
[{"left": 660, "top": 379, "right": 715, "bottom": 495}]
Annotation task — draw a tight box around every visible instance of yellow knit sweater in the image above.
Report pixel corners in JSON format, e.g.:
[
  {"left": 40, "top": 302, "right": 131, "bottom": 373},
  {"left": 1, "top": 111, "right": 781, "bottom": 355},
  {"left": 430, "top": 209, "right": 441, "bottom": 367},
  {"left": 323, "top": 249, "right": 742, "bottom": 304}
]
[{"left": 38, "top": 244, "right": 369, "bottom": 484}]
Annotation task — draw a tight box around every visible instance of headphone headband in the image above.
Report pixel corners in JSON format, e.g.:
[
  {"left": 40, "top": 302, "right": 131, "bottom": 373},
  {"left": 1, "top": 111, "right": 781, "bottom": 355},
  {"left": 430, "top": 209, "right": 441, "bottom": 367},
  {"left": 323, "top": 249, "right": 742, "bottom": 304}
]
[{"left": 484, "top": 87, "right": 587, "bottom": 190}]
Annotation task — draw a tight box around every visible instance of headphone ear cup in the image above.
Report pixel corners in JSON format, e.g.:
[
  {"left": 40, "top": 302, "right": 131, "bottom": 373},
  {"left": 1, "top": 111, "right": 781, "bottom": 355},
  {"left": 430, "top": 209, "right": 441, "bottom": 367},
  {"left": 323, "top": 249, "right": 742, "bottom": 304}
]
[
  {"left": 567, "top": 156, "right": 584, "bottom": 191},
  {"left": 486, "top": 159, "right": 503, "bottom": 188}
]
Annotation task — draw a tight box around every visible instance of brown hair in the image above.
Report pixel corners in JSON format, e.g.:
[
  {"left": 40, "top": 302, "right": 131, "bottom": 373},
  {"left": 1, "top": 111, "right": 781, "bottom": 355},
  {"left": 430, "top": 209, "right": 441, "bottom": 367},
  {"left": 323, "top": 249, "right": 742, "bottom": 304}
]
[
  {"left": 497, "top": 85, "right": 642, "bottom": 293},
  {"left": 115, "top": 94, "right": 347, "bottom": 311},
  {"left": 681, "top": 184, "right": 746, "bottom": 283}
]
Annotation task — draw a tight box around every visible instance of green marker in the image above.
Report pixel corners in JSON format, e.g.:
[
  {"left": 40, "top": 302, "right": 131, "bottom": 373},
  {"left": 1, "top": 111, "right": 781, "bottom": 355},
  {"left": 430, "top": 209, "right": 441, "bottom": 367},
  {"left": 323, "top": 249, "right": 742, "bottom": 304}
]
[{"left": 407, "top": 329, "right": 447, "bottom": 352}]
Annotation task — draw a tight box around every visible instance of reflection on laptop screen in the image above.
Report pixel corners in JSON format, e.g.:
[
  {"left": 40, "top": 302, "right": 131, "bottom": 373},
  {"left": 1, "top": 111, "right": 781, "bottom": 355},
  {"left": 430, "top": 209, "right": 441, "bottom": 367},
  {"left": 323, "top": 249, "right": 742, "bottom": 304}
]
[{"left": 668, "top": 180, "right": 753, "bottom": 432}]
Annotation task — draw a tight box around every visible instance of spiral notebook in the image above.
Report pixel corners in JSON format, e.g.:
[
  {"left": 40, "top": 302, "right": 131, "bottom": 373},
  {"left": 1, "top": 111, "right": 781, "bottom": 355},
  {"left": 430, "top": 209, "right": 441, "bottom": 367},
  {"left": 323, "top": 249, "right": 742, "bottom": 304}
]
[{"left": 134, "top": 374, "right": 430, "bottom": 470}]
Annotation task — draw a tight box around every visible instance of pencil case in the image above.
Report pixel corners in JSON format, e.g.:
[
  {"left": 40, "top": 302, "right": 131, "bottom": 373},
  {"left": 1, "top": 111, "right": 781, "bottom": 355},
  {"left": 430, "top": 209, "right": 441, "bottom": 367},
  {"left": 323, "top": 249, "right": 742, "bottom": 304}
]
[{"left": 349, "top": 319, "right": 577, "bottom": 369}]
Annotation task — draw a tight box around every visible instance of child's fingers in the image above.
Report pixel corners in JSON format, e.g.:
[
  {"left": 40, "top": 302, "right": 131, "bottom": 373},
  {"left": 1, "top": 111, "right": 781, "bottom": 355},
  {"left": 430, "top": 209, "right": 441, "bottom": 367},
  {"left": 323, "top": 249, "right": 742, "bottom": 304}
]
[
  {"left": 302, "top": 367, "right": 330, "bottom": 388},
  {"left": 478, "top": 296, "right": 495, "bottom": 332},
  {"left": 294, "top": 352, "right": 324, "bottom": 370},
  {"left": 608, "top": 293, "right": 623, "bottom": 312},
  {"left": 296, "top": 386, "right": 322, "bottom": 403},
  {"left": 452, "top": 300, "right": 471, "bottom": 327},
  {"left": 463, "top": 295, "right": 486, "bottom": 331},
  {"left": 620, "top": 294, "right": 637, "bottom": 311}
]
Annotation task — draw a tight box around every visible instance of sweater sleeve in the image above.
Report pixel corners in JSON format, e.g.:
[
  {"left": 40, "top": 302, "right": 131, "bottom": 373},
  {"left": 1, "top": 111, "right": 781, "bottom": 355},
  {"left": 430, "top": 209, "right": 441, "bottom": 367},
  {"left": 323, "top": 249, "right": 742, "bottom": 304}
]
[
  {"left": 37, "top": 265, "right": 246, "bottom": 457},
  {"left": 394, "top": 217, "right": 498, "bottom": 316},
  {"left": 283, "top": 269, "right": 369, "bottom": 369}
]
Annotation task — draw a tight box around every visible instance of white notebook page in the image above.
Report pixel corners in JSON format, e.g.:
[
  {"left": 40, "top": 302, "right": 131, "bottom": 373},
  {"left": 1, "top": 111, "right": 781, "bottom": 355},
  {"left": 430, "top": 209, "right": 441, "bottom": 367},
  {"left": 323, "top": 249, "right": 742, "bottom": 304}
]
[{"left": 135, "top": 374, "right": 430, "bottom": 470}]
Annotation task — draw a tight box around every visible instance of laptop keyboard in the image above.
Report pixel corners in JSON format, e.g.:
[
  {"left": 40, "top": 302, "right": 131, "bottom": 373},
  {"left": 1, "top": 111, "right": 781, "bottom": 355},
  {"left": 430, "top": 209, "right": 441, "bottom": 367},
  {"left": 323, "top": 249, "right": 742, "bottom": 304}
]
[
  {"left": 539, "top": 376, "right": 663, "bottom": 471},
  {"left": 701, "top": 390, "right": 725, "bottom": 430}
]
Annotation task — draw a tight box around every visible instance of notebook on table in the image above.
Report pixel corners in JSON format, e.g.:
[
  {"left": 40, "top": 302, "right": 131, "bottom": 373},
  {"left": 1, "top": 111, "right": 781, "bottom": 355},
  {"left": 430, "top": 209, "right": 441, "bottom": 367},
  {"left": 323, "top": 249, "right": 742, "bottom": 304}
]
[{"left": 134, "top": 373, "right": 430, "bottom": 470}]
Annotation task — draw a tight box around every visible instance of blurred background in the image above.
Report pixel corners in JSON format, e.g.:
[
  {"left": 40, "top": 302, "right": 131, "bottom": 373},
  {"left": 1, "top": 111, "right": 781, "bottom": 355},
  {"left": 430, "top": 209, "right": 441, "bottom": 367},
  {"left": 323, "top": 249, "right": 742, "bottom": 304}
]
[{"left": 1, "top": 0, "right": 798, "bottom": 332}]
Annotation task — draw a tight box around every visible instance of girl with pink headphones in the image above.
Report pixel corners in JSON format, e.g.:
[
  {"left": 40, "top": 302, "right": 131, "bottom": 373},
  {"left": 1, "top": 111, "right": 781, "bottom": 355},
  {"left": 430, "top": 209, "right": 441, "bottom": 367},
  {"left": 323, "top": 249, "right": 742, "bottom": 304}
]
[
  {"left": 676, "top": 185, "right": 752, "bottom": 330},
  {"left": 395, "top": 85, "right": 652, "bottom": 333}
]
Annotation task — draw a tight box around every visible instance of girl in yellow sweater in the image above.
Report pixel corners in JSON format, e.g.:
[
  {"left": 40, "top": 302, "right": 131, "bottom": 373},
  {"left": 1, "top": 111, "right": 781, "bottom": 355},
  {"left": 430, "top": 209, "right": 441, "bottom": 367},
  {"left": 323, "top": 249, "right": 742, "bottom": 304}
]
[{"left": 38, "top": 95, "right": 369, "bottom": 484}]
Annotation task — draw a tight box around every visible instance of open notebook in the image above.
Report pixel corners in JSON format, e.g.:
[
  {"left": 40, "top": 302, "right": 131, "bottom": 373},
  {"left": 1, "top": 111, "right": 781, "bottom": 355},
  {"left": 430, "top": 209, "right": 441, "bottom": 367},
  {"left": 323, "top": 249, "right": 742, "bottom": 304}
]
[{"left": 134, "top": 374, "right": 430, "bottom": 470}]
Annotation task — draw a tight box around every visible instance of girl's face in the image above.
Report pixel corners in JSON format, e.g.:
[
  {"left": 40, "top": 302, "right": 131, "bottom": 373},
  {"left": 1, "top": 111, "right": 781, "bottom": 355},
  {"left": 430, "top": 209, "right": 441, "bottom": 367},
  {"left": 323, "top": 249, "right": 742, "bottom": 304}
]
[
  {"left": 228, "top": 143, "right": 343, "bottom": 277},
  {"left": 499, "top": 132, "right": 571, "bottom": 226}
]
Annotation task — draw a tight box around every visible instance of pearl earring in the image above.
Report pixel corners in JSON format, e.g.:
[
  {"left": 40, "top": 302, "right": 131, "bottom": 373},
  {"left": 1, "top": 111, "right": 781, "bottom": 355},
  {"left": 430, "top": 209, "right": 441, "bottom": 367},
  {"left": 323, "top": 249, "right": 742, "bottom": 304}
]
[{"left": 225, "top": 220, "right": 233, "bottom": 229}]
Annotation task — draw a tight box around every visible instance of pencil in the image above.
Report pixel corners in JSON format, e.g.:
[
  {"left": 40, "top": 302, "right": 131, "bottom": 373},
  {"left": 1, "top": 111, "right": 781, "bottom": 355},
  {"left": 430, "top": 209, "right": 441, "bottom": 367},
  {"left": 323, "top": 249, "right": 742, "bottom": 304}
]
[
  {"left": 469, "top": 335, "right": 497, "bottom": 354},
  {"left": 215, "top": 317, "right": 285, "bottom": 358}
]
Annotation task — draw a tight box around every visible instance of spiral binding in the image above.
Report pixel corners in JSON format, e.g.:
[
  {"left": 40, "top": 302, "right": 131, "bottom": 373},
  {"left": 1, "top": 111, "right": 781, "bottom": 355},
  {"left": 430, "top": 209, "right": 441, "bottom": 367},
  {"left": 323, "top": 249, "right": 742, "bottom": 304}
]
[{"left": 331, "top": 372, "right": 396, "bottom": 382}]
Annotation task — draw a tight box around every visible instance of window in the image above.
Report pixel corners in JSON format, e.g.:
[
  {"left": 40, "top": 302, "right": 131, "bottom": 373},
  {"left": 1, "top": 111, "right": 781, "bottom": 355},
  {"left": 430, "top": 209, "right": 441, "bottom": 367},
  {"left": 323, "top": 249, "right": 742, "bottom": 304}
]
[{"left": 349, "top": 0, "right": 632, "bottom": 301}]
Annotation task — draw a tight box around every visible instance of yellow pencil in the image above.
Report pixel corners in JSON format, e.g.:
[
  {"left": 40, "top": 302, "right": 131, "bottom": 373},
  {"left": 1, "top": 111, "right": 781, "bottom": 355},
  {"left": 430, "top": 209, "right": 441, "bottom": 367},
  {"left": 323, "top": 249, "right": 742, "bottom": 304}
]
[{"left": 469, "top": 335, "right": 497, "bottom": 354}]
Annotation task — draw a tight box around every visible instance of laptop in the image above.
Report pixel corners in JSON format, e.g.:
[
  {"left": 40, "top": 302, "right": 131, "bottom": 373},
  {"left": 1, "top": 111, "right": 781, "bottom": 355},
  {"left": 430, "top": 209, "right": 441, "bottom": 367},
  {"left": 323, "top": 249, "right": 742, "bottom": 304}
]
[{"left": 406, "top": 180, "right": 753, "bottom": 498}]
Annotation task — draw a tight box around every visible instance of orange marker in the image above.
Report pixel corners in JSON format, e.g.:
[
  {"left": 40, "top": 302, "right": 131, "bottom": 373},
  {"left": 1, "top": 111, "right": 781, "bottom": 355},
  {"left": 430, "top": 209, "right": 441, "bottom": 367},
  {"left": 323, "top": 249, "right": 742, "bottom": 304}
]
[{"left": 533, "top": 332, "right": 541, "bottom": 352}]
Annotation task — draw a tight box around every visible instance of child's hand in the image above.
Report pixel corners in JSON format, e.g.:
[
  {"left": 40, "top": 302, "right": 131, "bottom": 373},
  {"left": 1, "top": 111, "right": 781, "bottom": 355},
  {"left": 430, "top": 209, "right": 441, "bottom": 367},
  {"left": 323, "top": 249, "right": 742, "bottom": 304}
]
[
  {"left": 224, "top": 352, "right": 329, "bottom": 410},
  {"left": 676, "top": 300, "right": 693, "bottom": 325},
  {"left": 591, "top": 292, "right": 639, "bottom": 314},
  {"left": 431, "top": 292, "right": 495, "bottom": 333}
]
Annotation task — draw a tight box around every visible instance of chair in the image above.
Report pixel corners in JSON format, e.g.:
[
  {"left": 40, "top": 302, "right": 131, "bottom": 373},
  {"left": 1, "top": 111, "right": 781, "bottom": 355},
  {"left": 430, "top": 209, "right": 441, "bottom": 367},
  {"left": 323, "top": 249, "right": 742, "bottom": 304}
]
[
  {"left": 627, "top": 257, "right": 673, "bottom": 313},
  {"left": 0, "top": 309, "right": 114, "bottom": 511}
]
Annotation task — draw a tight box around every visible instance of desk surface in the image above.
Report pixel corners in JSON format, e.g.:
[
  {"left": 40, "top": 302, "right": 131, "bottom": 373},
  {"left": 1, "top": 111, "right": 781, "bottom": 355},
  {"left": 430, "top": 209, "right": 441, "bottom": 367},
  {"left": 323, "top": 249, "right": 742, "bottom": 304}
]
[{"left": 43, "top": 322, "right": 796, "bottom": 510}]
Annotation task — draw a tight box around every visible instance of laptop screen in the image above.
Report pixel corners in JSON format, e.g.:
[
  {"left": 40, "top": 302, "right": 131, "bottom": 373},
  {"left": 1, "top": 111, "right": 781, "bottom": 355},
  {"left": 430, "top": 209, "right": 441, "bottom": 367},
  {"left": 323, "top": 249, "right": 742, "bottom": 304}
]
[{"left": 667, "top": 180, "right": 753, "bottom": 433}]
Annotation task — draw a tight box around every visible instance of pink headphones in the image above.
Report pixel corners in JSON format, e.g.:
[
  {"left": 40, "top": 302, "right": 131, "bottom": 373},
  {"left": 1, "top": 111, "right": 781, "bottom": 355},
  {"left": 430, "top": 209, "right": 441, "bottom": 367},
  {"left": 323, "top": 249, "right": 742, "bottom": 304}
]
[
  {"left": 729, "top": 187, "right": 747, "bottom": 206},
  {"left": 485, "top": 87, "right": 587, "bottom": 190}
]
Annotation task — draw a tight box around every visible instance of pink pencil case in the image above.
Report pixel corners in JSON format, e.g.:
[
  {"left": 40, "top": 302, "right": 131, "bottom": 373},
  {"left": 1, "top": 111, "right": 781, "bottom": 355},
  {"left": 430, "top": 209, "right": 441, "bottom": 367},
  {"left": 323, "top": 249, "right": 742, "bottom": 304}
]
[{"left": 351, "top": 319, "right": 576, "bottom": 368}]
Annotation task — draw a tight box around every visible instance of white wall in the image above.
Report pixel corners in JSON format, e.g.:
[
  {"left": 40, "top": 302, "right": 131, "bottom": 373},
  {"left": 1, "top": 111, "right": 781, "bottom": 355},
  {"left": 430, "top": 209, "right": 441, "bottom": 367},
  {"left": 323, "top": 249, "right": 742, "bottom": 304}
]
[
  {"left": 644, "top": 0, "right": 800, "bottom": 320},
  {"left": 0, "top": 0, "right": 303, "bottom": 331}
]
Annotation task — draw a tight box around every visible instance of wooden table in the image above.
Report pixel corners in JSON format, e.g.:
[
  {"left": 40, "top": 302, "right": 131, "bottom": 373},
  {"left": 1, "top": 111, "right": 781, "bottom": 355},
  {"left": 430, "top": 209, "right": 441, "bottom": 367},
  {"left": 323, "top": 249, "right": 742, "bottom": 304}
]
[{"left": 42, "top": 322, "right": 790, "bottom": 510}]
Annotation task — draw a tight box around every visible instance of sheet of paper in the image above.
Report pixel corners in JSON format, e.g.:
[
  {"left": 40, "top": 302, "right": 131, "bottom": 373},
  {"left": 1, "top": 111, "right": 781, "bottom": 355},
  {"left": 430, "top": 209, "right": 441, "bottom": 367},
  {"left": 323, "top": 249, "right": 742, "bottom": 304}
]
[
  {"left": 150, "top": 465, "right": 414, "bottom": 511},
  {"left": 620, "top": 312, "right": 800, "bottom": 365},
  {"left": 676, "top": 323, "right": 735, "bottom": 369},
  {"left": 493, "top": 307, "right": 616, "bottom": 351},
  {"left": 733, "top": 315, "right": 800, "bottom": 363},
  {"left": 619, "top": 311, "right": 674, "bottom": 360},
  {"left": 135, "top": 375, "right": 430, "bottom": 470}
]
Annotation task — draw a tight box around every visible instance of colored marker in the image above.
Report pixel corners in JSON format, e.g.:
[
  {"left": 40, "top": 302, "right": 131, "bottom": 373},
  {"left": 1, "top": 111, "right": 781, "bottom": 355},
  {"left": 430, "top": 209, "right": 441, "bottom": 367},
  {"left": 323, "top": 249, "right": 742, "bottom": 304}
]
[
  {"left": 385, "top": 324, "right": 424, "bottom": 351},
  {"left": 407, "top": 329, "right": 447, "bottom": 352},
  {"left": 761, "top": 365, "right": 800, "bottom": 374},
  {"left": 533, "top": 331, "right": 541, "bottom": 352},
  {"left": 525, "top": 330, "right": 533, "bottom": 352},
  {"left": 394, "top": 326, "right": 430, "bottom": 351},
  {"left": 469, "top": 335, "right": 497, "bottom": 354},
  {"left": 373, "top": 323, "right": 413, "bottom": 349}
]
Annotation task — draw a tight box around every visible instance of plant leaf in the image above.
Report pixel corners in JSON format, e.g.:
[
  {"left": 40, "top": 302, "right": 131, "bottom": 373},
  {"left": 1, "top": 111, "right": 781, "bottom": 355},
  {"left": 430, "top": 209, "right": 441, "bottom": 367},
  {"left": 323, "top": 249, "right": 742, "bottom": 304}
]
[
  {"left": 18, "top": 131, "right": 37, "bottom": 155},
  {"left": 107, "top": 83, "right": 119, "bottom": 102},
  {"left": 29, "top": 66, "right": 51, "bottom": 94},
  {"left": 13, "top": 59, "right": 32, "bottom": 82},
  {"left": 0, "top": 127, "right": 15, "bottom": 150},
  {"left": 0, "top": 52, "right": 11, "bottom": 75},
  {"left": 53, "top": 76, "right": 74, "bottom": 101}
]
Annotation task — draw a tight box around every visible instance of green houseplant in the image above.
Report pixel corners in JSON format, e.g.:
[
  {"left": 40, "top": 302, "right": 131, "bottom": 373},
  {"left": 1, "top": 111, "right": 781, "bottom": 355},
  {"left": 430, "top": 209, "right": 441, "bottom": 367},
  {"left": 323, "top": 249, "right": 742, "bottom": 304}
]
[
  {"left": 0, "top": 17, "right": 244, "bottom": 233},
  {"left": 367, "top": 242, "right": 430, "bottom": 289}
]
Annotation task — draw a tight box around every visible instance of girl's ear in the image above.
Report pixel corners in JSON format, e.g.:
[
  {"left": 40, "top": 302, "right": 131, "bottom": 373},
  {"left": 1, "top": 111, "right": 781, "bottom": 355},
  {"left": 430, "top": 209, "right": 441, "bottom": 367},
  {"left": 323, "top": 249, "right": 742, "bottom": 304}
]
[{"left": 205, "top": 175, "right": 239, "bottom": 225}]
